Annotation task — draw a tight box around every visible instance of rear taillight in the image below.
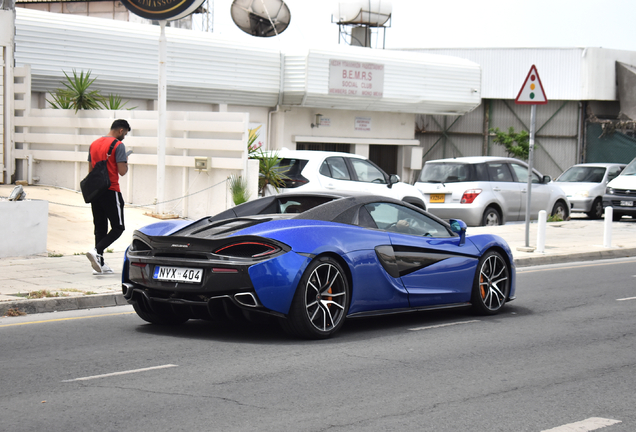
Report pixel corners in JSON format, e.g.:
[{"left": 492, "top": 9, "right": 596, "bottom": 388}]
[
  {"left": 461, "top": 189, "right": 482, "bottom": 204},
  {"left": 214, "top": 242, "right": 281, "bottom": 258}
]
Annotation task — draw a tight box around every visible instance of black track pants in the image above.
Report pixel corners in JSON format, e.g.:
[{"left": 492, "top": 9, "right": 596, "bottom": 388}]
[{"left": 91, "top": 190, "right": 125, "bottom": 255}]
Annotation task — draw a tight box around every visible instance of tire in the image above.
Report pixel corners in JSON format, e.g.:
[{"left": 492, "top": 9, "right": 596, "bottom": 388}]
[
  {"left": 471, "top": 251, "right": 510, "bottom": 315},
  {"left": 481, "top": 207, "right": 501, "bottom": 226},
  {"left": 586, "top": 198, "right": 604, "bottom": 219},
  {"left": 613, "top": 212, "right": 623, "bottom": 222},
  {"left": 132, "top": 301, "right": 189, "bottom": 325},
  {"left": 551, "top": 201, "right": 569, "bottom": 220},
  {"left": 281, "top": 256, "right": 350, "bottom": 339}
]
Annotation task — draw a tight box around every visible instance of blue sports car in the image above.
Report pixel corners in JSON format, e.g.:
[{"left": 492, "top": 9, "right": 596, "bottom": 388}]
[{"left": 122, "top": 192, "right": 516, "bottom": 339}]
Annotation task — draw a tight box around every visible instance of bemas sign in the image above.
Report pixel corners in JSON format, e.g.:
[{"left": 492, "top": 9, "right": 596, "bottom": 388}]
[
  {"left": 328, "top": 59, "right": 385, "bottom": 98},
  {"left": 120, "top": 0, "right": 205, "bottom": 21}
]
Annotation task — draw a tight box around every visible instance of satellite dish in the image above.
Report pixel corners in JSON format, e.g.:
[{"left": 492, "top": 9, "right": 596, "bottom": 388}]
[{"left": 231, "top": 0, "right": 291, "bottom": 37}]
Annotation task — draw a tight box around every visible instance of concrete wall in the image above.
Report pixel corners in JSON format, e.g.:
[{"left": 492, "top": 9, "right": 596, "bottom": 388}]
[{"left": 0, "top": 199, "right": 48, "bottom": 258}]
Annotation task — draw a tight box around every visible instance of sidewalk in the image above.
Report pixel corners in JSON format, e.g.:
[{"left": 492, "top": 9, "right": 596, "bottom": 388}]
[{"left": 2, "top": 185, "right": 636, "bottom": 317}]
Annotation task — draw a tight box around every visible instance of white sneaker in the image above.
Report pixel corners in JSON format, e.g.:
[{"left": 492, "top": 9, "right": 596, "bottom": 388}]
[
  {"left": 93, "top": 263, "right": 115, "bottom": 275},
  {"left": 86, "top": 249, "right": 103, "bottom": 273}
]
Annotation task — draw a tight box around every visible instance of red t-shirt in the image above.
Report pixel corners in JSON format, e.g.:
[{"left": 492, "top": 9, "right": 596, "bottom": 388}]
[{"left": 88, "top": 137, "right": 126, "bottom": 192}]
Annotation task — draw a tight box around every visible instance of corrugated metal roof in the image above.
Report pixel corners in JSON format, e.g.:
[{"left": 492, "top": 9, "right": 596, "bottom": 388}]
[
  {"left": 14, "top": 8, "right": 482, "bottom": 114},
  {"left": 403, "top": 48, "right": 636, "bottom": 101}
]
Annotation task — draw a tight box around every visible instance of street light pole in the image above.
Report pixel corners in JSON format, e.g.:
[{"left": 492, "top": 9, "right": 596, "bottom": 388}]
[{"left": 156, "top": 20, "right": 167, "bottom": 215}]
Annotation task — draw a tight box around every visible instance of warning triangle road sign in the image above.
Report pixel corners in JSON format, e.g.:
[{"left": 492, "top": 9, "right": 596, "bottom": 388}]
[{"left": 515, "top": 65, "right": 548, "bottom": 104}]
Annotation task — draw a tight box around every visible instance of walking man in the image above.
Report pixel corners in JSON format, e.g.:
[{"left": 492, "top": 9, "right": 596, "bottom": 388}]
[{"left": 86, "top": 119, "right": 131, "bottom": 274}]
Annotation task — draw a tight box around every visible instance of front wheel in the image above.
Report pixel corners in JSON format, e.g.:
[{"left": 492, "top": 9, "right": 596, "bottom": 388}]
[
  {"left": 471, "top": 251, "right": 510, "bottom": 315},
  {"left": 586, "top": 198, "right": 604, "bottom": 219},
  {"left": 551, "top": 201, "right": 569, "bottom": 220},
  {"left": 281, "top": 256, "right": 350, "bottom": 339}
]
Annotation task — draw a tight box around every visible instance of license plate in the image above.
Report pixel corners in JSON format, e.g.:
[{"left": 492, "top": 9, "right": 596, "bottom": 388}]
[
  {"left": 620, "top": 200, "right": 634, "bottom": 207},
  {"left": 430, "top": 194, "right": 445, "bottom": 203},
  {"left": 153, "top": 266, "right": 202, "bottom": 283}
]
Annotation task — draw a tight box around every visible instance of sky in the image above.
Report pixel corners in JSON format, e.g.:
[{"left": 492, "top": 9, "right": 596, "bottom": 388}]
[{"left": 203, "top": 0, "right": 636, "bottom": 52}]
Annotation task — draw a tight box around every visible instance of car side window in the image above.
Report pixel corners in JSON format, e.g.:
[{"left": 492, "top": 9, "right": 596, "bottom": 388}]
[
  {"left": 357, "top": 206, "right": 378, "bottom": 229},
  {"left": 363, "top": 202, "right": 451, "bottom": 237},
  {"left": 320, "top": 157, "right": 350, "bottom": 180},
  {"left": 349, "top": 158, "right": 387, "bottom": 184},
  {"left": 487, "top": 163, "right": 514, "bottom": 182},
  {"left": 510, "top": 163, "right": 541, "bottom": 183},
  {"left": 608, "top": 166, "right": 622, "bottom": 181}
]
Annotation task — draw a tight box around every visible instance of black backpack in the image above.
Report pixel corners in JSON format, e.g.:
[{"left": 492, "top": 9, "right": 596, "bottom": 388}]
[{"left": 80, "top": 139, "right": 118, "bottom": 203}]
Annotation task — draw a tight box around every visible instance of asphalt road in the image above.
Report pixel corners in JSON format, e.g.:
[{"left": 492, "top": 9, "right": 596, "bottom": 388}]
[{"left": 1, "top": 258, "right": 635, "bottom": 432}]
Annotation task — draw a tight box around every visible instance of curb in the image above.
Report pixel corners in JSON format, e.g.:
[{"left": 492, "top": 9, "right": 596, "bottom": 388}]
[
  {"left": 0, "top": 293, "right": 127, "bottom": 317},
  {"left": 514, "top": 247, "right": 636, "bottom": 267}
]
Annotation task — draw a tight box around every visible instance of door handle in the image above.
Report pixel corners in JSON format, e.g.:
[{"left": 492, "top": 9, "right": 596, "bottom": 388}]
[
  {"left": 325, "top": 184, "right": 335, "bottom": 189},
  {"left": 492, "top": 187, "right": 501, "bottom": 191}
]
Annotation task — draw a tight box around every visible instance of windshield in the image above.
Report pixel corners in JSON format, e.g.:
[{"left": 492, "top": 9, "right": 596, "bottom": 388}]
[
  {"left": 418, "top": 163, "right": 473, "bottom": 183},
  {"left": 556, "top": 166, "right": 606, "bottom": 183},
  {"left": 622, "top": 158, "right": 636, "bottom": 176}
]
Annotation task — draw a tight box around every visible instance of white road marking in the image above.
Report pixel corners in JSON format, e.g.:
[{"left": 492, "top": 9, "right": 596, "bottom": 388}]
[
  {"left": 541, "top": 417, "right": 621, "bottom": 432},
  {"left": 62, "top": 364, "right": 178, "bottom": 382},
  {"left": 617, "top": 296, "right": 636, "bottom": 301},
  {"left": 408, "top": 320, "right": 480, "bottom": 331}
]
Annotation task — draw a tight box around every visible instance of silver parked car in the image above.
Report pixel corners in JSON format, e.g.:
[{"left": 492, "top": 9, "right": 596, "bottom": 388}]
[
  {"left": 555, "top": 163, "right": 625, "bottom": 219},
  {"left": 414, "top": 156, "right": 570, "bottom": 226}
]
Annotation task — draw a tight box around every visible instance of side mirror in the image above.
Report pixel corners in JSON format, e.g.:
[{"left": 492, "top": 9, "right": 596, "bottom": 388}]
[
  {"left": 542, "top": 175, "right": 551, "bottom": 184},
  {"left": 449, "top": 219, "right": 467, "bottom": 246},
  {"left": 388, "top": 174, "right": 400, "bottom": 189}
]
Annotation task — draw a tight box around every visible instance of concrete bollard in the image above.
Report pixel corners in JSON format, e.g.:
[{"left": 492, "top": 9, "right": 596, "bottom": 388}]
[
  {"left": 536, "top": 210, "right": 547, "bottom": 253},
  {"left": 604, "top": 206, "right": 612, "bottom": 248}
]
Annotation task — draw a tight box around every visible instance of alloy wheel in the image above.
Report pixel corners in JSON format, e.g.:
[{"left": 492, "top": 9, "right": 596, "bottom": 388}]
[
  {"left": 478, "top": 253, "right": 509, "bottom": 311},
  {"left": 304, "top": 263, "right": 347, "bottom": 332}
]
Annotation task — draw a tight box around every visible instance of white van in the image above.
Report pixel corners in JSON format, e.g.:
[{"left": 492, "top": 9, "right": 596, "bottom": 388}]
[{"left": 603, "top": 157, "right": 636, "bottom": 221}]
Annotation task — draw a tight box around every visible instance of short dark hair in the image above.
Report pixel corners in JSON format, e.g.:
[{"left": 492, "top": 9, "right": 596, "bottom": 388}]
[{"left": 111, "top": 119, "right": 131, "bottom": 132}]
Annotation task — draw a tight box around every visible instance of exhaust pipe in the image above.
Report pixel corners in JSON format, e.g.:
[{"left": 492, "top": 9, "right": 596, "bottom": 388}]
[
  {"left": 122, "top": 283, "right": 135, "bottom": 299},
  {"left": 233, "top": 292, "right": 259, "bottom": 308}
]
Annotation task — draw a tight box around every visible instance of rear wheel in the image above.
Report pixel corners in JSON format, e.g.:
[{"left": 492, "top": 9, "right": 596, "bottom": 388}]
[
  {"left": 471, "top": 251, "right": 510, "bottom": 315},
  {"left": 586, "top": 198, "right": 604, "bottom": 219},
  {"left": 132, "top": 301, "right": 189, "bottom": 325},
  {"left": 281, "top": 256, "right": 350, "bottom": 339},
  {"left": 551, "top": 201, "right": 569, "bottom": 220},
  {"left": 481, "top": 207, "right": 501, "bottom": 226}
]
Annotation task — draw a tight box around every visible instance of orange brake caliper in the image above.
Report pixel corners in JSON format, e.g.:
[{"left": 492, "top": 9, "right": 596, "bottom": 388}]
[{"left": 480, "top": 275, "right": 486, "bottom": 299}]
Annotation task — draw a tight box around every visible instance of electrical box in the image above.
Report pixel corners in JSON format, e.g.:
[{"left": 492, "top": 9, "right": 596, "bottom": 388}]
[{"left": 194, "top": 157, "right": 211, "bottom": 172}]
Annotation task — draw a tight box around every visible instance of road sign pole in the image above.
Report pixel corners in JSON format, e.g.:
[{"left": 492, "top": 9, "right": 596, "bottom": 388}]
[{"left": 525, "top": 104, "right": 536, "bottom": 247}]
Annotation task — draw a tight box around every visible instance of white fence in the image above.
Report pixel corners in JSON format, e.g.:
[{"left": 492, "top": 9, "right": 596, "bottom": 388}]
[{"left": 12, "top": 66, "right": 256, "bottom": 219}]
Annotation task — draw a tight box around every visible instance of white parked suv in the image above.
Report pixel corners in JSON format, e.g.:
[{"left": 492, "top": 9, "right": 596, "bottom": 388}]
[
  {"left": 554, "top": 162, "right": 625, "bottom": 219},
  {"left": 603, "top": 156, "right": 636, "bottom": 221},
  {"left": 414, "top": 156, "right": 570, "bottom": 226},
  {"left": 264, "top": 149, "right": 427, "bottom": 209}
]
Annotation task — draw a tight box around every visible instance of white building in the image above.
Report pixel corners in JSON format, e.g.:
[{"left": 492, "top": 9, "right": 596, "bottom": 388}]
[
  {"left": 409, "top": 48, "right": 636, "bottom": 181},
  {"left": 1, "top": 7, "right": 481, "bottom": 219}
]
